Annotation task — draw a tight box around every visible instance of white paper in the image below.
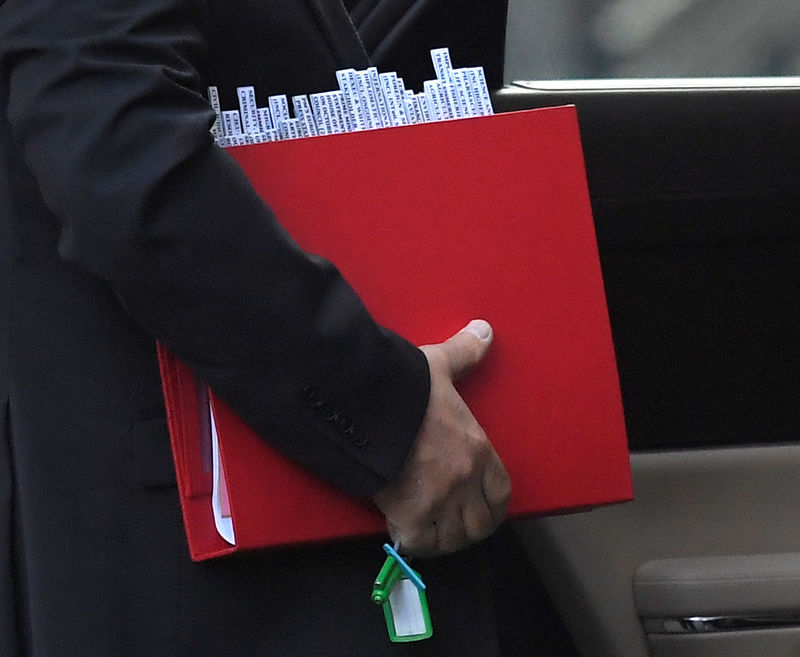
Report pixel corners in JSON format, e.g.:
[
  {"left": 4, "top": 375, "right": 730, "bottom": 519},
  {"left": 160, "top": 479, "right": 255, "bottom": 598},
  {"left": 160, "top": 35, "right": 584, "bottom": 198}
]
[{"left": 209, "top": 404, "right": 236, "bottom": 545}]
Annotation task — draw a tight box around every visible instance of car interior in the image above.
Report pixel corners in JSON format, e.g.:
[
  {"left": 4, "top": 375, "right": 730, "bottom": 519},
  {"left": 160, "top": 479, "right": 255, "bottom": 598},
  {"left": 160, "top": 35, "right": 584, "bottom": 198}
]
[{"left": 491, "top": 1, "right": 800, "bottom": 656}]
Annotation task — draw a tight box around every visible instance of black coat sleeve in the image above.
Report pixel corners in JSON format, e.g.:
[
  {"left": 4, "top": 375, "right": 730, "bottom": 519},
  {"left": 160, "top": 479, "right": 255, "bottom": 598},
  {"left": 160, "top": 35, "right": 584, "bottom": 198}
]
[{"left": 0, "top": 0, "right": 430, "bottom": 497}]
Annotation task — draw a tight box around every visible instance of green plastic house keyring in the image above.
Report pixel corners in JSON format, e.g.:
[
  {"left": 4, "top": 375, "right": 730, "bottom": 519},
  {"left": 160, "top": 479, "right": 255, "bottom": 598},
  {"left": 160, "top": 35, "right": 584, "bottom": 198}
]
[{"left": 371, "top": 547, "right": 433, "bottom": 642}]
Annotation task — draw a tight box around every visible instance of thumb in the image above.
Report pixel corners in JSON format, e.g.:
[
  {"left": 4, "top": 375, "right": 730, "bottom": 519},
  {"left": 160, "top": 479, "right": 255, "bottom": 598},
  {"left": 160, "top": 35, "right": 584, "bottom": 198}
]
[{"left": 439, "top": 319, "right": 493, "bottom": 380}]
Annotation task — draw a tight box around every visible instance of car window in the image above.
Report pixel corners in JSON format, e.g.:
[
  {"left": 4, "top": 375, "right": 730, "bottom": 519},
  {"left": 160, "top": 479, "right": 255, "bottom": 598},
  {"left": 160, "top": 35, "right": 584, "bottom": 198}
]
[
  {"left": 505, "top": 0, "right": 800, "bottom": 82},
  {"left": 499, "top": 2, "right": 800, "bottom": 454}
]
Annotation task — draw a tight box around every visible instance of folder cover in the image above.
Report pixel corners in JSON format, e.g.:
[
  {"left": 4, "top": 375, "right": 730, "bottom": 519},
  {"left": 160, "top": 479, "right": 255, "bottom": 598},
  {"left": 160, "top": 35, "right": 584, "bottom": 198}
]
[{"left": 158, "top": 106, "right": 632, "bottom": 561}]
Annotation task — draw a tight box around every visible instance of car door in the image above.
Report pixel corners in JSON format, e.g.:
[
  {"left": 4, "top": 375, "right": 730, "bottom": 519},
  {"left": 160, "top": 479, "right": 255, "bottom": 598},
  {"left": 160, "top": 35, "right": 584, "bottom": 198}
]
[{"left": 499, "top": 2, "right": 800, "bottom": 656}]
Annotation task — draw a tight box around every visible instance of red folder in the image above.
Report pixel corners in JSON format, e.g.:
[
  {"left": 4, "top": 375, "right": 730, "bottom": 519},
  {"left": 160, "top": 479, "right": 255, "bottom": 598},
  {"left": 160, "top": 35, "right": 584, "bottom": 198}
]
[{"left": 159, "top": 106, "right": 632, "bottom": 561}]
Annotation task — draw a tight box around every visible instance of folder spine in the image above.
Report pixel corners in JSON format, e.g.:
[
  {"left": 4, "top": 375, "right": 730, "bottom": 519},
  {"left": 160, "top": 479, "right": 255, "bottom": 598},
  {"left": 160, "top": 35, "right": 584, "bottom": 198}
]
[
  {"left": 453, "top": 70, "right": 477, "bottom": 117},
  {"left": 336, "top": 69, "right": 367, "bottom": 131},
  {"left": 221, "top": 110, "right": 242, "bottom": 138},
  {"left": 416, "top": 92, "right": 433, "bottom": 123},
  {"left": 257, "top": 107, "right": 273, "bottom": 132},
  {"left": 309, "top": 93, "right": 333, "bottom": 136},
  {"left": 207, "top": 85, "right": 223, "bottom": 141},
  {"left": 354, "top": 70, "right": 382, "bottom": 129},
  {"left": 330, "top": 91, "right": 351, "bottom": 134},
  {"left": 291, "top": 95, "right": 318, "bottom": 137},
  {"left": 430, "top": 47, "right": 454, "bottom": 83},
  {"left": 367, "top": 66, "right": 392, "bottom": 128},
  {"left": 379, "top": 73, "right": 409, "bottom": 127},
  {"left": 268, "top": 95, "right": 291, "bottom": 135},
  {"left": 237, "top": 86, "right": 260, "bottom": 135}
]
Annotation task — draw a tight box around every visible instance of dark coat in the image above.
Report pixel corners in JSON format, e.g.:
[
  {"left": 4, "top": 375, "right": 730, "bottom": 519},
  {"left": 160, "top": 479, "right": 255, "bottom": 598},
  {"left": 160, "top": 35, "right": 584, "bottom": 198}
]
[{"left": 0, "top": 0, "right": 501, "bottom": 654}]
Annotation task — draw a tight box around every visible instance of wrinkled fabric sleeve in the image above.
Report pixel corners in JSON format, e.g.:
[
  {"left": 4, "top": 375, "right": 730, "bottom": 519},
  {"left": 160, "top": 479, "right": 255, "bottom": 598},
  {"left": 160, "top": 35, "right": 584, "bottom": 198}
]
[{"left": 0, "top": 0, "right": 430, "bottom": 497}]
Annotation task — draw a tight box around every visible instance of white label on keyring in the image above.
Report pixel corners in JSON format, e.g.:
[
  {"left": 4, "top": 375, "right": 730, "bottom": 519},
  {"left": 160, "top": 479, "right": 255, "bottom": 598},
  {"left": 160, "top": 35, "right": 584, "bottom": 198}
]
[{"left": 388, "top": 580, "right": 427, "bottom": 637}]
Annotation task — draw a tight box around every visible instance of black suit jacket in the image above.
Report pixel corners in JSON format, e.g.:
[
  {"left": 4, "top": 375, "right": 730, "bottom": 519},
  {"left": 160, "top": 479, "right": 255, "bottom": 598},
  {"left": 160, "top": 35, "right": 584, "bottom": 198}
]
[{"left": 0, "top": 0, "right": 503, "bottom": 655}]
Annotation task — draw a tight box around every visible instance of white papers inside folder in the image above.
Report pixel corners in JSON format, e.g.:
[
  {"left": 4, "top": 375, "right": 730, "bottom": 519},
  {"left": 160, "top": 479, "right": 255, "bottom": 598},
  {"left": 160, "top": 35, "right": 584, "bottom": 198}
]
[{"left": 209, "top": 403, "right": 236, "bottom": 545}]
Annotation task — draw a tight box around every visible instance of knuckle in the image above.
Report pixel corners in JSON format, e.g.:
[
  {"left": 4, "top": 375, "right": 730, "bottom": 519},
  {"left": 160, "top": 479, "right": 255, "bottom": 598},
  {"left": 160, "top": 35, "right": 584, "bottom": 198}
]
[
  {"left": 494, "top": 470, "right": 511, "bottom": 504},
  {"left": 436, "top": 527, "right": 466, "bottom": 555},
  {"left": 498, "top": 467, "right": 512, "bottom": 501},
  {"left": 403, "top": 528, "right": 436, "bottom": 557},
  {"left": 450, "top": 452, "right": 475, "bottom": 483},
  {"left": 463, "top": 503, "right": 493, "bottom": 542},
  {"left": 484, "top": 457, "right": 511, "bottom": 502}
]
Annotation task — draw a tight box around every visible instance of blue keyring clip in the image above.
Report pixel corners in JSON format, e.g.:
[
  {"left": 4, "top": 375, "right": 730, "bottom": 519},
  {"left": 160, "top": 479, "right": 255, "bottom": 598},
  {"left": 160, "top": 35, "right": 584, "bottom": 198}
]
[{"left": 382, "top": 543, "right": 425, "bottom": 591}]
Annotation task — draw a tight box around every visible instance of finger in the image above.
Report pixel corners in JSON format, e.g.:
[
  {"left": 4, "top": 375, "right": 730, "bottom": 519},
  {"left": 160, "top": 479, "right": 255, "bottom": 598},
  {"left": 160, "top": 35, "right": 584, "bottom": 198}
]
[
  {"left": 381, "top": 503, "right": 438, "bottom": 558},
  {"left": 384, "top": 519, "right": 401, "bottom": 548},
  {"left": 395, "top": 523, "right": 438, "bottom": 558},
  {"left": 433, "top": 507, "right": 468, "bottom": 555},
  {"left": 461, "top": 496, "right": 494, "bottom": 543},
  {"left": 440, "top": 319, "right": 493, "bottom": 380},
  {"left": 482, "top": 451, "right": 512, "bottom": 524}
]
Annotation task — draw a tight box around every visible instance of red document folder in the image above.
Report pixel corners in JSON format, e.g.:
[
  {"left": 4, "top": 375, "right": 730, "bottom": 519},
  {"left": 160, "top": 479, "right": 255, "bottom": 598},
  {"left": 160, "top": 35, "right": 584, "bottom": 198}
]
[{"left": 159, "top": 106, "right": 632, "bottom": 561}]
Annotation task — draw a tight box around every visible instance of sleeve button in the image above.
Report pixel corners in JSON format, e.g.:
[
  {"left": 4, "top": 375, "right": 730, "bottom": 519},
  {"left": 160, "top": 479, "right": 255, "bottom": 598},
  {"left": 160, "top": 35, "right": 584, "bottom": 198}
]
[
  {"left": 301, "top": 385, "right": 321, "bottom": 407},
  {"left": 334, "top": 414, "right": 354, "bottom": 434},
  {"left": 320, "top": 403, "right": 338, "bottom": 422},
  {"left": 351, "top": 431, "right": 369, "bottom": 447}
]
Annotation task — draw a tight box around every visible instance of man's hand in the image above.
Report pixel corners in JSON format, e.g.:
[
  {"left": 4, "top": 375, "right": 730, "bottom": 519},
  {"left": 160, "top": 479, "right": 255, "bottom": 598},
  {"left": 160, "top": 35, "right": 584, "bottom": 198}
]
[{"left": 372, "top": 319, "right": 511, "bottom": 558}]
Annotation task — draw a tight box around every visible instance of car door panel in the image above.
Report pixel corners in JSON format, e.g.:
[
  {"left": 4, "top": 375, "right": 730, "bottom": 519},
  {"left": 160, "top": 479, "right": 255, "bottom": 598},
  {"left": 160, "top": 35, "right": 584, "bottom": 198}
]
[
  {"left": 494, "top": 65, "right": 800, "bottom": 657},
  {"left": 514, "top": 447, "right": 800, "bottom": 657}
]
